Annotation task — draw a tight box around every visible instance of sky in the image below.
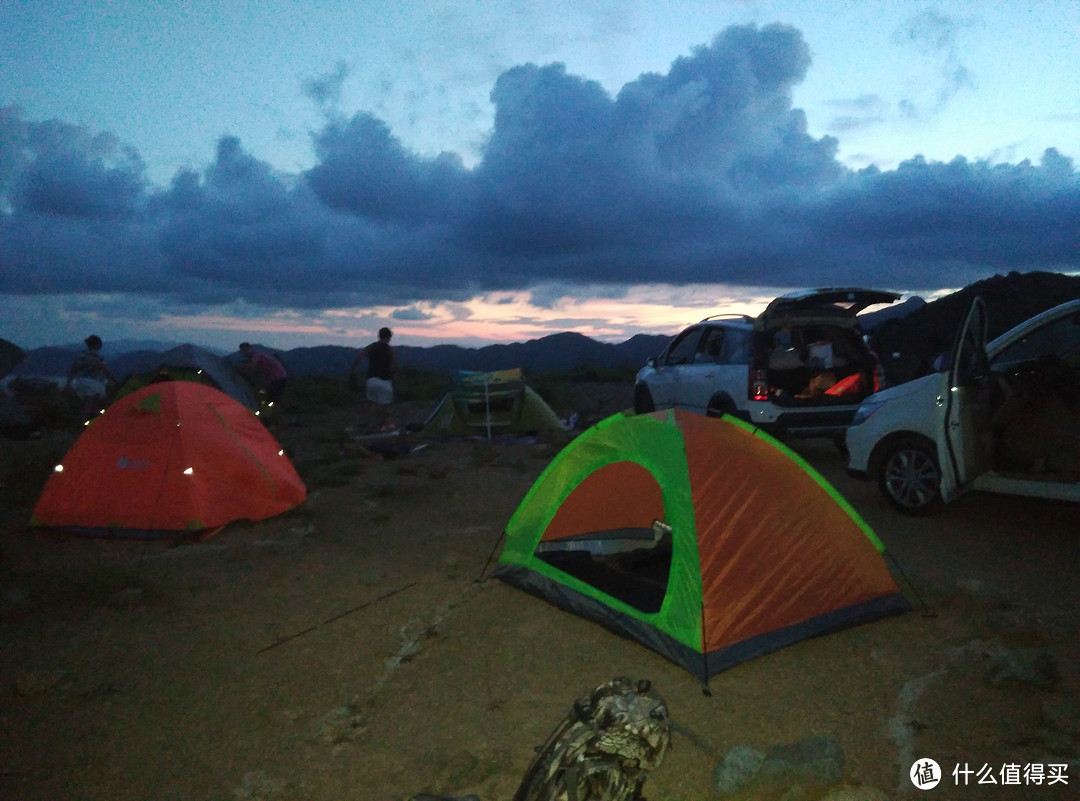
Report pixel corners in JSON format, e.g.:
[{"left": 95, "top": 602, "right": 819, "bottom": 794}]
[{"left": 1, "top": 0, "right": 1078, "bottom": 352}]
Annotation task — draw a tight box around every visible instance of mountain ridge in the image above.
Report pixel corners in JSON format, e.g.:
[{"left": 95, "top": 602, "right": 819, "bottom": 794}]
[{"left": 5, "top": 271, "right": 1078, "bottom": 382}]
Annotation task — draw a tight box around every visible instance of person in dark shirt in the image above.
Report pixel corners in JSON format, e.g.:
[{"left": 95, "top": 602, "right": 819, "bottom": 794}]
[
  {"left": 65, "top": 335, "right": 117, "bottom": 397},
  {"left": 348, "top": 327, "right": 398, "bottom": 432}
]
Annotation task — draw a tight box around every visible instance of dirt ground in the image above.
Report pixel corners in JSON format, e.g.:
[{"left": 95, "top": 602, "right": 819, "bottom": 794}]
[{"left": 1, "top": 383, "right": 1077, "bottom": 801}]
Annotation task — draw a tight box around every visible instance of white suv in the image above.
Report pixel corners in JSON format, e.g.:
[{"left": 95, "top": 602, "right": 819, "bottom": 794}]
[
  {"left": 634, "top": 288, "right": 900, "bottom": 438},
  {"left": 845, "top": 298, "right": 1080, "bottom": 513}
]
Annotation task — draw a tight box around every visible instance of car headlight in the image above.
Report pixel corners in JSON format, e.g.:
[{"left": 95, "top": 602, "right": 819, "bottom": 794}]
[{"left": 851, "top": 399, "right": 885, "bottom": 426}]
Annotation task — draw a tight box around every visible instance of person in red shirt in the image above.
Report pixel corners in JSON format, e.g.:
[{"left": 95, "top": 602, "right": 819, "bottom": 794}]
[{"left": 238, "top": 343, "right": 288, "bottom": 407}]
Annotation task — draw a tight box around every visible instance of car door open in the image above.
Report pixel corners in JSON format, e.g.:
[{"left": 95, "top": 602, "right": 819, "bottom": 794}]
[{"left": 944, "top": 298, "right": 992, "bottom": 488}]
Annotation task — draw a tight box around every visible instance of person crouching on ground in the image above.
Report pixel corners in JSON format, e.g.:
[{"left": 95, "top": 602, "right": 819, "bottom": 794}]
[
  {"left": 238, "top": 343, "right": 288, "bottom": 418},
  {"left": 348, "top": 327, "right": 397, "bottom": 433}
]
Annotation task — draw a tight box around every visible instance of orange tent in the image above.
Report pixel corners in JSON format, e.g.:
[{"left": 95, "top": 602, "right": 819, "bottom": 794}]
[{"left": 32, "top": 382, "right": 306, "bottom": 539}]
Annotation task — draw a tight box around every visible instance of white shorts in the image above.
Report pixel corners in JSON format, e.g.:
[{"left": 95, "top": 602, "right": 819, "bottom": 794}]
[
  {"left": 365, "top": 377, "right": 393, "bottom": 405},
  {"left": 70, "top": 376, "right": 108, "bottom": 399}
]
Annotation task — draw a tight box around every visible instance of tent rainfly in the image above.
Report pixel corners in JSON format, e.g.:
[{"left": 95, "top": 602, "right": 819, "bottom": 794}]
[
  {"left": 32, "top": 382, "right": 305, "bottom": 539},
  {"left": 115, "top": 343, "right": 259, "bottom": 409},
  {"left": 493, "top": 408, "right": 910, "bottom": 682}
]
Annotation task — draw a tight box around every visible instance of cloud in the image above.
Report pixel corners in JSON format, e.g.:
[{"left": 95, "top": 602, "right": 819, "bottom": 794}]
[
  {"left": 2, "top": 110, "right": 146, "bottom": 219},
  {"left": 302, "top": 60, "right": 351, "bottom": 109},
  {"left": 1, "top": 22, "right": 1078, "bottom": 325},
  {"left": 893, "top": 10, "right": 976, "bottom": 119},
  {"left": 825, "top": 94, "right": 889, "bottom": 133},
  {"left": 391, "top": 305, "right": 434, "bottom": 321}
]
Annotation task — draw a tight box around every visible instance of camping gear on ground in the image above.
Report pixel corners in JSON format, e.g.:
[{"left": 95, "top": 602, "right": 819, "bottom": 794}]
[
  {"left": 31, "top": 382, "right": 305, "bottom": 539},
  {"left": 406, "top": 677, "right": 669, "bottom": 801},
  {"left": 115, "top": 343, "right": 258, "bottom": 409},
  {"left": 493, "top": 409, "right": 910, "bottom": 682},
  {"left": 420, "top": 368, "right": 564, "bottom": 439},
  {"left": 513, "top": 676, "right": 670, "bottom": 801}
]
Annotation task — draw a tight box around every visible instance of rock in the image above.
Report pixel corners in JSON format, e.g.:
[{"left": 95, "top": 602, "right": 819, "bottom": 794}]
[
  {"left": 760, "top": 736, "right": 845, "bottom": 786},
  {"left": 357, "top": 569, "right": 382, "bottom": 586},
  {"left": 288, "top": 522, "right": 316, "bottom": 537},
  {"left": 713, "top": 744, "right": 766, "bottom": 796},
  {"left": 232, "top": 770, "right": 285, "bottom": 800},
  {"left": 713, "top": 737, "right": 845, "bottom": 799},
  {"left": 1040, "top": 695, "right": 1079, "bottom": 735},
  {"left": 985, "top": 644, "right": 1059, "bottom": 687},
  {"left": 318, "top": 699, "right": 370, "bottom": 744}
]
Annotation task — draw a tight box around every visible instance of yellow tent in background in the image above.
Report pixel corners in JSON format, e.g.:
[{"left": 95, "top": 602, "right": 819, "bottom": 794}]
[{"left": 419, "top": 368, "right": 565, "bottom": 439}]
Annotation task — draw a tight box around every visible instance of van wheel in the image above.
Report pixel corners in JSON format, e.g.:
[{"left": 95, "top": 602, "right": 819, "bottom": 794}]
[
  {"left": 877, "top": 438, "right": 941, "bottom": 514},
  {"left": 706, "top": 394, "right": 736, "bottom": 418},
  {"left": 633, "top": 384, "right": 655, "bottom": 414}
]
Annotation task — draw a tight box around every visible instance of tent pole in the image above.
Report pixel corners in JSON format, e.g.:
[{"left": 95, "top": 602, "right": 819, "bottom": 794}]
[
  {"left": 484, "top": 379, "right": 492, "bottom": 441},
  {"left": 477, "top": 529, "right": 507, "bottom": 582}
]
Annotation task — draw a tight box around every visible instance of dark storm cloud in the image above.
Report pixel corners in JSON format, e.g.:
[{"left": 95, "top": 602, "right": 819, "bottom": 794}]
[
  {"left": 2, "top": 111, "right": 146, "bottom": 219},
  {"left": 306, "top": 112, "right": 469, "bottom": 224},
  {"left": 1, "top": 22, "right": 1078, "bottom": 314}
]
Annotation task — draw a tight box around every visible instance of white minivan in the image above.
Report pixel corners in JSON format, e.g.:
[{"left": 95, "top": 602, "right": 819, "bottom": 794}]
[{"left": 845, "top": 298, "right": 1080, "bottom": 513}]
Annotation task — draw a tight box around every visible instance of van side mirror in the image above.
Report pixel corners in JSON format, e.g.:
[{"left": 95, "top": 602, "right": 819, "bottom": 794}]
[{"left": 647, "top": 356, "right": 657, "bottom": 368}]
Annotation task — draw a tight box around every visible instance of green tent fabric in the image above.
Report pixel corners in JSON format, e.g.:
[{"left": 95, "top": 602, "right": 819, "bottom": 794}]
[
  {"left": 420, "top": 368, "right": 565, "bottom": 437},
  {"left": 493, "top": 408, "right": 910, "bottom": 681}
]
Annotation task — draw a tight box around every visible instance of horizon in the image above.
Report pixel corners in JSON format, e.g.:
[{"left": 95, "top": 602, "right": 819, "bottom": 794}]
[{"left": 4, "top": 284, "right": 944, "bottom": 355}]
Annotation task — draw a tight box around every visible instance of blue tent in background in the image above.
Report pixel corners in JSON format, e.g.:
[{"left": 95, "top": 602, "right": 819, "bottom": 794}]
[{"left": 115, "top": 344, "right": 258, "bottom": 409}]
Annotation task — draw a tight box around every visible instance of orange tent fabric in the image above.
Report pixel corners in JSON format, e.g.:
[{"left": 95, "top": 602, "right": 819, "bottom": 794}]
[
  {"left": 32, "top": 382, "right": 305, "bottom": 537},
  {"left": 496, "top": 409, "right": 910, "bottom": 681}
]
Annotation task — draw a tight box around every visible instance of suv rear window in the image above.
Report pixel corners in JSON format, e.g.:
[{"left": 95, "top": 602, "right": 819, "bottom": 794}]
[{"left": 701, "top": 326, "right": 752, "bottom": 365}]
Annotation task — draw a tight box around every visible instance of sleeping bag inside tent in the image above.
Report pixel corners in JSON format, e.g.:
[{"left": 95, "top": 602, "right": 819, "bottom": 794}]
[
  {"left": 492, "top": 408, "right": 910, "bottom": 680},
  {"left": 31, "top": 382, "right": 306, "bottom": 539}
]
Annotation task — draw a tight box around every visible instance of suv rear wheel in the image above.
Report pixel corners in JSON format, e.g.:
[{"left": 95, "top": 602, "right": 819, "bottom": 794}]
[
  {"left": 876, "top": 437, "right": 942, "bottom": 514},
  {"left": 705, "top": 393, "right": 737, "bottom": 418}
]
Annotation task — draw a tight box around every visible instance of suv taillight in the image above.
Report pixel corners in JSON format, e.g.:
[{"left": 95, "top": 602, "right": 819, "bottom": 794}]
[
  {"left": 873, "top": 363, "right": 886, "bottom": 392},
  {"left": 750, "top": 368, "right": 769, "bottom": 401}
]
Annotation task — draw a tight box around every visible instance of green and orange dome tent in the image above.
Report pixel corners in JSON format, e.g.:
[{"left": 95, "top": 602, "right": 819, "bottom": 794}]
[
  {"left": 492, "top": 408, "right": 910, "bottom": 682},
  {"left": 31, "top": 382, "right": 305, "bottom": 540}
]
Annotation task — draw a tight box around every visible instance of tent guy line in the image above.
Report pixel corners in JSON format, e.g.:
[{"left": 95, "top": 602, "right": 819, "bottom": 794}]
[{"left": 256, "top": 581, "right": 418, "bottom": 655}]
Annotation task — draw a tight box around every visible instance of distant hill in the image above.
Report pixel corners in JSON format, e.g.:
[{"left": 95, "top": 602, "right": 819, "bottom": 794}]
[
  {"left": 859, "top": 296, "right": 927, "bottom": 330},
  {"left": 283, "top": 331, "right": 672, "bottom": 376},
  {"left": 0, "top": 338, "right": 25, "bottom": 380},
  {"left": 871, "top": 271, "right": 1080, "bottom": 377}
]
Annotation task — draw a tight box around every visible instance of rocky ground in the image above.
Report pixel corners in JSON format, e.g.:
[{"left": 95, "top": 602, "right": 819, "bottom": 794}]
[{"left": 0, "top": 383, "right": 1077, "bottom": 800}]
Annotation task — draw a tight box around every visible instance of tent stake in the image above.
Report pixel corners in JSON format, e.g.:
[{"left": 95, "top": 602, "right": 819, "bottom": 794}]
[
  {"left": 885, "top": 550, "right": 937, "bottom": 618},
  {"left": 477, "top": 529, "right": 507, "bottom": 582}
]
